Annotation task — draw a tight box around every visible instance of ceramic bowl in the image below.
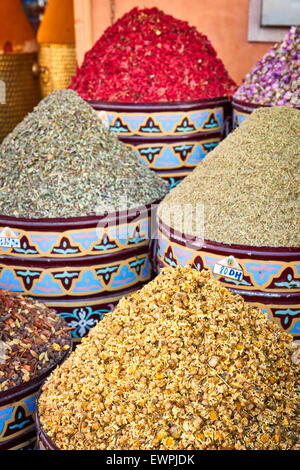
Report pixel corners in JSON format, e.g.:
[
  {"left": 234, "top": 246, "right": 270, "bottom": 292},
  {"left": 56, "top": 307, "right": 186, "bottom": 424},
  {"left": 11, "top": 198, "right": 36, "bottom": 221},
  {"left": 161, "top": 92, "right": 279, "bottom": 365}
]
[
  {"left": 0, "top": 202, "right": 159, "bottom": 341},
  {"left": 157, "top": 217, "right": 300, "bottom": 340},
  {"left": 88, "top": 97, "right": 232, "bottom": 187}
]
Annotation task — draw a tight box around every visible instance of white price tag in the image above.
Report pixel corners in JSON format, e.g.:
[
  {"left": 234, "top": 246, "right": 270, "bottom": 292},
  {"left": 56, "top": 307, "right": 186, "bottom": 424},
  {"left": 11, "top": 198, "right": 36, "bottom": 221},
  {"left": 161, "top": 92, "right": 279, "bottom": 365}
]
[
  {"left": 0, "top": 237, "right": 20, "bottom": 248},
  {"left": 213, "top": 255, "right": 243, "bottom": 281},
  {"left": 97, "top": 111, "right": 110, "bottom": 128},
  {"left": 0, "top": 227, "right": 20, "bottom": 249}
]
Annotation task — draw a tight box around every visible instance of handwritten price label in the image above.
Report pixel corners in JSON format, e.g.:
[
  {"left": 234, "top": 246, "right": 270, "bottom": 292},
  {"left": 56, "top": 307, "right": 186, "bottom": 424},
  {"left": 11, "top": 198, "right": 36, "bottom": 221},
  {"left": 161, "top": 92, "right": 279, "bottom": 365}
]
[
  {"left": 213, "top": 262, "right": 243, "bottom": 281},
  {"left": 0, "top": 237, "right": 20, "bottom": 248}
]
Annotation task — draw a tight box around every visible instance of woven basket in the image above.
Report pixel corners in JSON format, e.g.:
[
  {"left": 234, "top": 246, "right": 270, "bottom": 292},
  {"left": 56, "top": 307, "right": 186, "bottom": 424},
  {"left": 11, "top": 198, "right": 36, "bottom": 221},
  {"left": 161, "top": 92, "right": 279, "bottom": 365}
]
[
  {"left": 38, "top": 43, "right": 76, "bottom": 98},
  {"left": 0, "top": 52, "right": 40, "bottom": 143}
]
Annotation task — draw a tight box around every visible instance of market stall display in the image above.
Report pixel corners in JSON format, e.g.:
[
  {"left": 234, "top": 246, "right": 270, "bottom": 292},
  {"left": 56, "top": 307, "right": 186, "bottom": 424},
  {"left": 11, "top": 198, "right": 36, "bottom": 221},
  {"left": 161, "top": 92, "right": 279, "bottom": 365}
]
[
  {"left": 233, "top": 26, "right": 300, "bottom": 127},
  {"left": 0, "top": 0, "right": 40, "bottom": 143},
  {"left": 37, "top": 0, "right": 77, "bottom": 98},
  {"left": 37, "top": 266, "right": 300, "bottom": 450},
  {"left": 0, "top": 1, "right": 299, "bottom": 454},
  {"left": 70, "top": 8, "right": 236, "bottom": 186},
  {"left": 157, "top": 106, "right": 300, "bottom": 339},
  {"left": 0, "top": 290, "right": 71, "bottom": 450},
  {"left": 0, "top": 90, "right": 168, "bottom": 341}
]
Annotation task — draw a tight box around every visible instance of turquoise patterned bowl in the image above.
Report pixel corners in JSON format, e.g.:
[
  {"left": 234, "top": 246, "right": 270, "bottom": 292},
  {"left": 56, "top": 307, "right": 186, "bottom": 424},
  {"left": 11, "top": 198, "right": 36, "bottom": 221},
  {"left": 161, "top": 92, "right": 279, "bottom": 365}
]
[
  {"left": 232, "top": 98, "right": 265, "bottom": 128},
  {"left": 0, "top": 202, "right": 159, "bottom": 342},
  {"left": 88, "top": 97, "right": 232, "bottom": 188},
  {"left": 157, "top": 217, "right": 300, "bottom": 341},
  {"left": 232, "top": 98, "right": 300, "bottom": 128}
]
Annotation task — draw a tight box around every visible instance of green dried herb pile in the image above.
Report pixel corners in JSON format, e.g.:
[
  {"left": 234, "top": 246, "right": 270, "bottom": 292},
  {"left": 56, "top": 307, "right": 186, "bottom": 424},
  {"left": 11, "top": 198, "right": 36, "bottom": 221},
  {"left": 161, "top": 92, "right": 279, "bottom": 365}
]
[
  {"left": 0, "top": 90, "right": 168, "bottom": 218},
  {"left": 159, "top": 106, "right": 300, "bottom": 246}
]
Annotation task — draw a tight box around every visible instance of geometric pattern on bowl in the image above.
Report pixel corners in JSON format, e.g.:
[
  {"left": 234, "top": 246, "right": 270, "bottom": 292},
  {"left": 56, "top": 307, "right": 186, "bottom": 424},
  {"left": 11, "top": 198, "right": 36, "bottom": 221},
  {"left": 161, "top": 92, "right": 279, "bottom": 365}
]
[
  {"left": 89, "top": 97, "right": 232, "bottom": 185},
  {"left": 0, "top": 394, "right": 36, "bottom": 446},
  {"left": 43, "top": 293, "right": 135, "bottom": 341},
  {"left": 156, "top": 217, "right": 300, "bottom": 338},
  {"left": 90, "top": 97, "right": 229, "bottom": 138},
  {"left": 0, "top": 209, "right": 151, "bottom": 259},
  {"left": 0, "top": 203, "right": 158, "bottom": 339},
  {"left": 0, "top": 252, "right": 152, "bottom": 297},
  {"left": 125, "top": 135, "right": 222, "bottom": 187},
  {"left": 232, "top": 98, "right": 300, "bottom": 129},
  {"left": 127, "top": 136, "right": 221, "bottom": 170}
]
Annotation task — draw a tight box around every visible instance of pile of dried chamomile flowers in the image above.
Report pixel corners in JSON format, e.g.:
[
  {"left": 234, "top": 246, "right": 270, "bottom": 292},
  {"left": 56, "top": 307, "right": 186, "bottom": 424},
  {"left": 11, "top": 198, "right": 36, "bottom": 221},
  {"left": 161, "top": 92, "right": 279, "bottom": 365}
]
[{"left": 38, "top": 266, "right": 299, "bottom": 450}]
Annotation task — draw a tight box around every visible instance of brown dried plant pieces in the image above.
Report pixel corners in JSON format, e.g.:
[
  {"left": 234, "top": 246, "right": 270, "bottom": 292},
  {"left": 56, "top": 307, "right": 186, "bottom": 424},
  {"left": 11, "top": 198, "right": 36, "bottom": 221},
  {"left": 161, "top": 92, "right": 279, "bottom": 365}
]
[{"left": 0, "top": 290, "right": 72, "bottom": 392}]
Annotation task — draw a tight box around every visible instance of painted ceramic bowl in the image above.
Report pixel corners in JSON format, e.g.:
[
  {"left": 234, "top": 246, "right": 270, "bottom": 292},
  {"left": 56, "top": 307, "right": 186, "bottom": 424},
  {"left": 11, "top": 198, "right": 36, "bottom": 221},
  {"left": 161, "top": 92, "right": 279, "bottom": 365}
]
[
  {"left": 156, "top": 218, "right": 300, "bottom": 340},
  {"left": 0, "top": 348, "right": 70, "bottom": 450},
  {"left": 232, "top": 97, "right": 300, "bottom": 128},
  {"left": 232, "top": 98, "right": 268, "bottom": 128},
  {"left": 88, "top": 97, "right": 232, "bottom": 188},
  {"left": 0, "top": 202, "right": 158, "bottom": 342}
]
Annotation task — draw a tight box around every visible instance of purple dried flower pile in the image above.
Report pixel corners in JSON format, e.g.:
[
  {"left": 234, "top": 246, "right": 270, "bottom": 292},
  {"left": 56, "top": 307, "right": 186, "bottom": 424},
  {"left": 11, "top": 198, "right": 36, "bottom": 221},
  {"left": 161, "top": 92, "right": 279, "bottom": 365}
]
[{"left": 234, "top": 26, "right": 300, "bottom": 107}]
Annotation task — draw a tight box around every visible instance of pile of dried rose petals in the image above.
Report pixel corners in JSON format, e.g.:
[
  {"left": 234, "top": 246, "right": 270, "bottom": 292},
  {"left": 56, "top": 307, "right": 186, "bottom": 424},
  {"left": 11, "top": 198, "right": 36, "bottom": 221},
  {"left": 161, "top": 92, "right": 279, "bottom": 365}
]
[
  {"left": 70, "top": 7, "right": 236, "bottom": 103},
  {"left": 234, "top": 26, "right": 300, "bottom": 107}
]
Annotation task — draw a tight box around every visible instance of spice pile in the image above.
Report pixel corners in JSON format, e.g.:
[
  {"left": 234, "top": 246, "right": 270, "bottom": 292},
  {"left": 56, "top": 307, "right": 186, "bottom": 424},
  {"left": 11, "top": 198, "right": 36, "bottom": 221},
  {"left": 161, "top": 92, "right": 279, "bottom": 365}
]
[
  {"left": 0, "top": 290, "right": 71, "bottom": 392},
  {"left": 158, "top": 106, "right": 300, "bottom": 247},
  {"left": 70, "top": 7, "right": 236, "bottom": 102},
  {"left": 38, "top": 267, "right": 299, "bottom": 450},
  {"left": 234, "top": 26, "right": 300, "bottom": 107},
  {"left": 0, "top": 90, "right": 168, "bottom": 218}
]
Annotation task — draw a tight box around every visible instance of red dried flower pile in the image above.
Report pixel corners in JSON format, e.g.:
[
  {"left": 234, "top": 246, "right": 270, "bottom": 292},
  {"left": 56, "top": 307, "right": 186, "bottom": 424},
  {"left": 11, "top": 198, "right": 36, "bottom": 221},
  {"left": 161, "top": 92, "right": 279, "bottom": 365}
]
[{"left": 70, "top": 7, "right": 237, "bottom": 103}]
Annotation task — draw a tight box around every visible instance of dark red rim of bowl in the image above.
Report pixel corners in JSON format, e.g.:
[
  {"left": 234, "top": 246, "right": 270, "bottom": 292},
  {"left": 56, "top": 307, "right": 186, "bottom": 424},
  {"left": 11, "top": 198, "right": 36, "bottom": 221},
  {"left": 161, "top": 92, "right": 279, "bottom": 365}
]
[
  {"left": 87, "top": 96, "right": 231, "bottom": 112},
  {"left": 0, "top": 243, "right": 154, "bottom": 269},
  {"left": 231, "top": 98, "right": 271, "bottom": 110},
  {"left": 0, "top": 199, "right": 162, "bottom": 230},
  {"left": 0, "top": 340, "right": 72, "bottom": 406},
  {"left": 158, "top": 218, "right": 300, "bottom": 260},
  {"left": 119, "top": 130, "right": 224, "bottom": 144},
  {"left": 232, "top": 97, "right": 300, "bottom": 110}
]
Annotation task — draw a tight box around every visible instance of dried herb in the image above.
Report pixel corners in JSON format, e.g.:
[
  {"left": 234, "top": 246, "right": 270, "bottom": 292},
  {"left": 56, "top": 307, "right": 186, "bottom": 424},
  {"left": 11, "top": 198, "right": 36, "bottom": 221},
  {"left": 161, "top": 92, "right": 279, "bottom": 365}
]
[
  {"left": 0, "top": 290, "right": 72, "bottom": 392},
  {"left": 70, "top": 7, "right": 236, "bottom": 102},
  {"left": 159, "top": 106, "right": 300, "bottom": 247},
  {"left": 0, "top": 90, "right": 168, "bottom": 218},
  {"left": 39, "top": 267, "right": 299, "bottom": 450},
  {"left": 234, "top": 26, "right": 300, "bottom": 107}
]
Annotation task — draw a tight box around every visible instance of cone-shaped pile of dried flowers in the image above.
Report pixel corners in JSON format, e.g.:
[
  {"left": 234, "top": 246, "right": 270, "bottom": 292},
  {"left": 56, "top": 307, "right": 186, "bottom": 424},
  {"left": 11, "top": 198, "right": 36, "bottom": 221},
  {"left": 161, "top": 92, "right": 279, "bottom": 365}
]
[
  {"left": 234, "top": 26, "right": 300, "bottom": 107},
  {"left": 70, "top": 7, "right": 236, "bottom": 102},
  {"left": 38, "top": 267, "right": 299, "bottom": 450}
]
